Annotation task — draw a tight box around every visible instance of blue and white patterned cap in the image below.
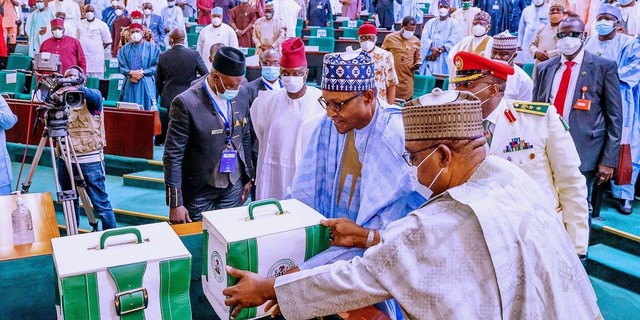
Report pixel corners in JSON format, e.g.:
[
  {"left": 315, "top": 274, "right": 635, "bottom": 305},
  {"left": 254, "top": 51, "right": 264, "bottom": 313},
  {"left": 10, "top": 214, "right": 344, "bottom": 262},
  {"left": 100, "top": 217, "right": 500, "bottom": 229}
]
[{"left": 321, "top": 51, "right": 375, "bottom": 92}]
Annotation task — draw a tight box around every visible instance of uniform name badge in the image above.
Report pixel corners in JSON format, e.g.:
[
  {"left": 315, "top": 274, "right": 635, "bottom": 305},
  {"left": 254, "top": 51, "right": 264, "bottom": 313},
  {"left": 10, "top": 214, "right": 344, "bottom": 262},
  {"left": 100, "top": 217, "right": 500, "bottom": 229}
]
[
  {"left": 220, "top": 149, "right": 238, "bottom": 173},
  {"left": 317, "top": 4, "right": 323, "bottom": 9},
  {"left": 493, "top": 3, "right": 499, "bottom": 10}
]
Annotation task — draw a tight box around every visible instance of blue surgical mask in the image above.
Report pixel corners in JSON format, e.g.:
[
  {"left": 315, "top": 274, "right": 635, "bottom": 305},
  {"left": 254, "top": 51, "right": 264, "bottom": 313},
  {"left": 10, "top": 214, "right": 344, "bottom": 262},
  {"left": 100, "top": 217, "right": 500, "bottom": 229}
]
[
  {"left": 261, "top": 66, "right": 280, "bottom": 82},
  {"left": 595, "top": 19, "right": 616, "bottom": 36},
  {"left": 216, "top": 75, "right": 239, "bottom": 100},
  {"left": 618, "top": 0, "right": 633, "bottom": 5},
  {"left": 409, "top": 148, "right": 444, "bottom": 200}
]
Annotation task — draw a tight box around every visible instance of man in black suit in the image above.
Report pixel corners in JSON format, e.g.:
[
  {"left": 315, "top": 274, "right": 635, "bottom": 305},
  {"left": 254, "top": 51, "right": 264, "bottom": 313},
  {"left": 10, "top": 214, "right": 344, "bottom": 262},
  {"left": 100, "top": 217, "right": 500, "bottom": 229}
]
[
  {"left": 156, "top": 29, "right": 208, "bottom": 145},
  {"left": 533, "top": 17, "right": 623, "bottom": 212},
  {"left": 164, "top": 46, "right": 254, "bottom": 223}
]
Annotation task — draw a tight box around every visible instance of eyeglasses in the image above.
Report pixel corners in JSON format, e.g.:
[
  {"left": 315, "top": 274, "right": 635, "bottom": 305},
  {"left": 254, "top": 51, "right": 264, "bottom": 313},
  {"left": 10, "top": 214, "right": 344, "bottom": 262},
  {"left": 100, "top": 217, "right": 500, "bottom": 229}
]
[
  {"left": 556, "top": 31, "right": 583, "bottom": 39},
  {"left": 318, "top": 91, "right": 364, "bottom": 113},
  {"left": 402, "top": 146, "right": 435, "bottom": 166},
  {"left": 452, "top": 80, "right": 476, "bottom": 88}
]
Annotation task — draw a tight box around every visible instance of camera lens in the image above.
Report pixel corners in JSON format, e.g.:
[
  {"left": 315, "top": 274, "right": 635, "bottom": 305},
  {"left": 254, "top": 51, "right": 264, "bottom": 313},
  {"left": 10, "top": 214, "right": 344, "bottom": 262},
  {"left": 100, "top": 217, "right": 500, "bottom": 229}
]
[{"left": 64, "top": 92, "right": 83, "bottom": 108}]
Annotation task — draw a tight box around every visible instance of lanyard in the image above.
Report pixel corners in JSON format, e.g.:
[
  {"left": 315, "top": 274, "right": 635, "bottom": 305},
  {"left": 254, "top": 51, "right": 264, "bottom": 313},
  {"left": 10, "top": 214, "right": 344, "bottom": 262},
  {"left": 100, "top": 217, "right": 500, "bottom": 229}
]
[
  {"left": 262, "top": 78, "right": 282, "bottom": 90},
  {"left": 202, "top": 81, "right": 232, "bottom": 144}
]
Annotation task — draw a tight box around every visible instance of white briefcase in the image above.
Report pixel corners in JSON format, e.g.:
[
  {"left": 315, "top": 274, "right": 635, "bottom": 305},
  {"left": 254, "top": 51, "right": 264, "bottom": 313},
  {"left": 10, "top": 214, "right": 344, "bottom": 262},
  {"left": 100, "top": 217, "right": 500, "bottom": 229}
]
[
  {"left": 52, "top": 222, "right": 192, "bottom": 319},
  {"left": 202, "top": 199, "right": 330, "bottom": 320}
]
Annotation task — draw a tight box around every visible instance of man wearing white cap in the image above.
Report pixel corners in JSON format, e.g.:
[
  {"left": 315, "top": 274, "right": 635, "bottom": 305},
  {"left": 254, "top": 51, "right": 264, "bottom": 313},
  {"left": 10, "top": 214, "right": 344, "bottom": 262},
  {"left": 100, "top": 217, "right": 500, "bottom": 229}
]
[
  {"left": 252, "top": 2, "right": 286, "bottom": 56},
  {"left": 197, "top": 6, "right": 239, "bottom": 70},
  {"left": 491, "top": 31, "right": 533, "bottom": 101},
  {"left": 222, "top": 87, "right": 601, "bottom": 320},
  {"left": 450, "top": 0, "right": 481, "bottom": 37},
  {"left": 447, "top": 11, "right": 493, "bottom": 85}
]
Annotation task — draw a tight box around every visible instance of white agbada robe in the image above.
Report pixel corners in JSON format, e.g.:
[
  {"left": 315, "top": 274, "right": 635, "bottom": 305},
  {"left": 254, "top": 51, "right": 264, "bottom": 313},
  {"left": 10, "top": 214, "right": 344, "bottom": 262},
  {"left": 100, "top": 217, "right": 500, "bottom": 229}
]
[
  {"left": 517, "top": 3, "right": 550, "bottom": 63},
  {"left": 450, "top": 6, "right": 481, "bottom": 37},
  {"left": 25, "top": 8, "right": 54, "bottom": 58},
  {"left": 504, "top": 64, "right": 533, "bottom": 101},
  {"left": 92, "top": 0, "right": 112, "bottom": 22},
  {"left": 197, "top": 23, "right": 239, "bottom": 71},
  {"left": 273, "top": 156, "right": 601, "bottom": 320},
  {"left": 128, "top": 0, "right": 167, "bottom": 15},
  {"left": 272, "top": 0, "right": 301, "bottom": 38},
  {"left": 620, "top": 3, "right": 640, "bottom": 35},
  {"left": 77, "top": 18, "right": 112, "bottom": 75},
  {"left": 447, "top": 35, "right": 494, "bottom": 87},
  {"left": 161, "top": 5, "right": 186, "bottom": 46},
  {"left": 48, "top": 0, "right": 81, "bottom": 26},
  {"left": 250, "top": 86, "right": 325, "bottom": 200}
]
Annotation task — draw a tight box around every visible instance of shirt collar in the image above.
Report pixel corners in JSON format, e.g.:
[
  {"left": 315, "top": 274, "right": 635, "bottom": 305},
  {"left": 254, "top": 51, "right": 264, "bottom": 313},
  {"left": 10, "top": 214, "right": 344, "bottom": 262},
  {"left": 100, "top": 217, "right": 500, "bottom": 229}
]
[{"left": 484, "top": 101, "right": 501, "bottom": 125}]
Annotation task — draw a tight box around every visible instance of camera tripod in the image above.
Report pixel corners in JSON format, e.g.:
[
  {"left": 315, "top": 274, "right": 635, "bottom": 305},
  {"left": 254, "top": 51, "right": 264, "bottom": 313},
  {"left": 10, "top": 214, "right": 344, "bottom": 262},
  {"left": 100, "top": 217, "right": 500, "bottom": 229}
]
[{"left": 20, "top": 109, "right": 99, "bottom": 235}]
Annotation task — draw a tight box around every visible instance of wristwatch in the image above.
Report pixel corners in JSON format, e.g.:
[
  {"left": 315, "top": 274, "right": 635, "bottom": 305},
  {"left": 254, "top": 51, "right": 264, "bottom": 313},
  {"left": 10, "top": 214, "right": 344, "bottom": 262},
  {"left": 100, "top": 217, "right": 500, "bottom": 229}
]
[{"left": 365, "top": 229, "right": 375, "bottom": 248}]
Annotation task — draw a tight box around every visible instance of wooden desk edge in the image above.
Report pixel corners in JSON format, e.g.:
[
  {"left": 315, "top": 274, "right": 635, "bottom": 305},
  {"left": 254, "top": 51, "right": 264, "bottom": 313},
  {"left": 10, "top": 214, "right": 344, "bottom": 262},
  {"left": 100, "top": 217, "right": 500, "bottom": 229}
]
[{"left": 171, "top": 221, "right": 203, "bottom": 236}]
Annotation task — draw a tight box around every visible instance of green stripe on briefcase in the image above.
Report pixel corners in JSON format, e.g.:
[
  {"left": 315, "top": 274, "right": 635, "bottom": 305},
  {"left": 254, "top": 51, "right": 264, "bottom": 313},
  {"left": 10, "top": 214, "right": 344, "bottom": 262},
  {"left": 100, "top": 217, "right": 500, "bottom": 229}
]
[
  {"left": 160, "top": 258, "right": 192, "bottom": 319},
  {"left": 227, "top": 239, "right": 259, "bottom": 319},
  {"left": 305, "top": 225, "right": 331, "bottom": 261},
  {"left": 61, "top": 273, "right": 100, "bottom": 320}
]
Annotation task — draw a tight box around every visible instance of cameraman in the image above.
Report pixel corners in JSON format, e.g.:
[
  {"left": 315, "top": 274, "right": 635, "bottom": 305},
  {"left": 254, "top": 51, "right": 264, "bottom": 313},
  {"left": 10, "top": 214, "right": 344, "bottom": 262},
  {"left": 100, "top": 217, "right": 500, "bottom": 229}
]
[{"left": 56, "top": 66, "right": 117, "bottom": 230}]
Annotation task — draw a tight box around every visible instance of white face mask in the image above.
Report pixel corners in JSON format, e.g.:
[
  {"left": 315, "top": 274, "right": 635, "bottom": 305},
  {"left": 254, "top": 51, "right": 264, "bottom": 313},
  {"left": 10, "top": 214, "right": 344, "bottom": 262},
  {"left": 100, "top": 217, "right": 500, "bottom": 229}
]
[
  {"left": 132, "top": 18, "right": 142, "bottom": 24},
  {"left": 52, "top": 30, "right": 64, "bottom": 39},
  {"left": 438, "top": 8, "right": 449, "bottom": 17},
  {"left": 281, "top": 76, "right": 305, "bottom": 93},
  {"left": 402, "top": 29, "right": 414, "bottom": 39},
  {"left": 557, "top": 36, "right": 583, "bottom": 56},
  {"left": 471, "top": 84, "right": 495, "bottom": 105},
  {"left": 534, "top": 0, "right": 545, "bottom": 6},
  {"left": 131, "top": 32, "right": 143, "bottom": 42},
  {"left": 85, "top": 12, "right": 95, "bottom": 20},
  {"left": 472, "top": 24, "right": 487, "bottom": 37},
  {"left": 36, "top": 2, "right": 44, "bottom": 9},
  {"left": 360, "top": 40, "right": 375, "bottom": 52},
  {"left": 408, "top": 148, "right": 444, "bottom": 200},
  {"left": 115, "top": 9, "right": 124, "bottom": 16},
  {"left": 167, "top": 1, "right": 175, "bottom": 7},
  {"left": 143, "top": 9, "right": 152, "bottom": 16},
  {"left": 212, "top": 17, "right": 222, "bottom": 26}
]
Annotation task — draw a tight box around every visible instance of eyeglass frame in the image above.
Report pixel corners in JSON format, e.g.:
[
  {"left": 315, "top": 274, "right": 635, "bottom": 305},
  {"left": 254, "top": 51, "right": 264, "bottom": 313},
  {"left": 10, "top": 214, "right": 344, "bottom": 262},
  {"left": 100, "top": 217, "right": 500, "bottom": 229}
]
[
  {"left": 318, "top": 91, "right": 365, "bottom": 113},
  {"left": 402, "top": 145, "right": 437, "bottom": 166},
  {"left": 556, "top": 31, "right": 583, "bottom": 39}
]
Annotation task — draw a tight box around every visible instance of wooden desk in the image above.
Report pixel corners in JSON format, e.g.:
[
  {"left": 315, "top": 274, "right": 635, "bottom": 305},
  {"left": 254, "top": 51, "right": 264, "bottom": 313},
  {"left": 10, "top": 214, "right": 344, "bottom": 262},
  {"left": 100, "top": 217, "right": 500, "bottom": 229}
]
[
  {"left": 5, "top": 99, "right": 160, "bottom": 159},
  {"left": 0, "top": 193, "right": 59, "bottom": 262}
]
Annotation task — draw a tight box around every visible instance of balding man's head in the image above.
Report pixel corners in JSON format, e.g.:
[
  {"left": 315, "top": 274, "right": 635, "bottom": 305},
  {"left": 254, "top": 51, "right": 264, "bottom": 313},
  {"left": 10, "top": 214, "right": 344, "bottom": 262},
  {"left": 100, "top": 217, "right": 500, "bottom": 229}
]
[
  {"left": 557, "top": 16, "right": 586, "bottom": 58},
  {"left": 559, "top": 16, "right": 585, "bottom": 32},
  {"left": 209, "top": 43, "right": 225, "bottom": 63},
  {"left": 169, "top": 29, "right": 185, "bottom": 46},
  {"left": 259, "top": 49, "right": 281, "bottom": 67}
]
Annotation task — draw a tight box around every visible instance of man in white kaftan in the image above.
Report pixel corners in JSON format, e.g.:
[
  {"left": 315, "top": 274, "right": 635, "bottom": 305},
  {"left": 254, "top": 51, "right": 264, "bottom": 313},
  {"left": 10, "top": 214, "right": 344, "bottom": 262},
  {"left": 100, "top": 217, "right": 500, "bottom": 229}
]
[
  {"left": 447, "top": 11, "right": 493, "bottom": 86},
  {"left": 517, "top": 0, "right": 550, "bottom": 62},
  {"left": 491, "top": 31, "right": 533, "bottom": 101},
  {"left": 619, "top": 0, "right": 640, "bottom": 35},
  {"left": 48, "top": 0, "right": 80, "bottom": 38},
  {"left": 251, "top": 38, "right": 325, "bottom": 200},
  {"left": 197, "top": 7, "right": 239, "bottom": 71},
  {"left": 161, "top": 1, "right": 185, "bottom": 47},
  {"left": 451, "top": 0, "right": 480, "bottom": 37},
  {"left": 223, "top": 89, "right": 602, "bottom": 320},
  {"left": 271, "top": 0, "right": 300, "bottom": 37},
  {"left": 25, "top": 0, "right": 54, "bottom": 57},
  {"left": 77, "top": 5, "right": 113, "bottom": 79},
  {"left": 419, "top": 1, "right": 461, "bottom": 76}
]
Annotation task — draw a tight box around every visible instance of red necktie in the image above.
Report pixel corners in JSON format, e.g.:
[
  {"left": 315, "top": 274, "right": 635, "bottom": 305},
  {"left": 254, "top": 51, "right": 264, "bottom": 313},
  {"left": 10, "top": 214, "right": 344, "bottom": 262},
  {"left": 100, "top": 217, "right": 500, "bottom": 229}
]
[{"left": 553, "top": 60, "right": 576, "bottom": 117}]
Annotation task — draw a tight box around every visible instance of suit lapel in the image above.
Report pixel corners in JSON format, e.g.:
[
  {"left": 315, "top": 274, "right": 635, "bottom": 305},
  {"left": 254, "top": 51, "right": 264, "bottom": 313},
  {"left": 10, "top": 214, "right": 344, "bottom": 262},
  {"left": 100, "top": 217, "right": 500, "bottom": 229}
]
[
  {"left": 543, "top": 56, "right": 561, "bottom": 103},
  {"left": 571, "top": 51, "right": 592, "bottom": 106},
  {"left": 490, "top": 100, "right": 520, "bottom": 155}
]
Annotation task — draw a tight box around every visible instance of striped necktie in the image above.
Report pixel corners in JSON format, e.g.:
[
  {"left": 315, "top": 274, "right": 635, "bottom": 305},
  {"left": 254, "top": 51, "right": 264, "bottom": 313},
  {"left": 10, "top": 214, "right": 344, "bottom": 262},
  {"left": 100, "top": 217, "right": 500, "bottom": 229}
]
[{"left": 483, "top": 119, "right": 494, "bottom": 147}]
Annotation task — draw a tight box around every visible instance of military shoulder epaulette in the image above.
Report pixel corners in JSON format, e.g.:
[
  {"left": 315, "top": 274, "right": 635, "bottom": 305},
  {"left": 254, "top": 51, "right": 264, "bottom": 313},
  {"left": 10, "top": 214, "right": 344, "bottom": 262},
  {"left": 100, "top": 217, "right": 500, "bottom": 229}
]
[{"left": 513, "top": 101, "right": 549, "bottom": 116}]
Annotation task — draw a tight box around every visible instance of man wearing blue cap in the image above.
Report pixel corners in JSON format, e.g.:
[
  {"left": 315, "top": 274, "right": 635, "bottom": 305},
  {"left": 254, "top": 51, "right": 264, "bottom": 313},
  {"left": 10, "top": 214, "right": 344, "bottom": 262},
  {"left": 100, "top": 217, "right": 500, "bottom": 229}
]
[
  {"left": 585, "top": 4, "right": 640, "bottom": 215},
  {"left": 197, "top": 6, "right": 239, "bottom": 71}
]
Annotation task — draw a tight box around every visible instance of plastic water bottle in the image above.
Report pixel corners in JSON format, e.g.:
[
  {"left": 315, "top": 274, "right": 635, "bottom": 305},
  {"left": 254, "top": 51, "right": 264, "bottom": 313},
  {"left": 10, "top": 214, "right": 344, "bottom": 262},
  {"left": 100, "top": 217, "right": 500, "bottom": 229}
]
[{"left": 11, "top": 191, "right": 35, "bottom": 245}]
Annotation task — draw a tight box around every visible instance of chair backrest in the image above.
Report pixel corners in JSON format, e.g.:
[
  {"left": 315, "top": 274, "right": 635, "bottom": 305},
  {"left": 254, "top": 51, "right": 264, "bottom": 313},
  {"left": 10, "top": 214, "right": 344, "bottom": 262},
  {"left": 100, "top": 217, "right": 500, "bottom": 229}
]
[
  {"left": 6, "top": 54, "right": 32, "bottom": 71},
  {"left": 187, "top": 33, "right": 199, "bottom": 49},
  {"left": 295, "top": 26, "right": 302, "bottom": 38},
  {"left": 309, "top": 37, "right": 335, "bottom": 52},
  {"left": 189, "top": 24, "right": 206, "bottom": 33},
  {"left": 86, "top": 77, "right": 100, "bottom": 90},
  {"left": 296, "top": 18, "right": 304, "bottom": 28},
  {"left": 104, "top": 58, "right": 119, "bottom": 79},
  {"left": 522, "top": 63, "right": 534, "bottom": 79},
  {"left": 106, "top": 77, "right": 125, "bottom": 101},
  {"left": 413, "top": 75, "right": 436, "bottom": 98},
  {"left": 0, "top": 71, "right": 27, "bottom": 95},
  {"left": 341, "top": 20, "right": 364, "bottom": 28},
  {"left": 442, "top": 77, "right": 450, "bottom": 90},
  {"left": 342, "top": 27, "right": 358, "bottom": 39},
  {"left": 310, "top": 27, "right": 334, "bottom": 38},
  {"left": 14, "top": 44, "right": 30, "bottom": 55}
]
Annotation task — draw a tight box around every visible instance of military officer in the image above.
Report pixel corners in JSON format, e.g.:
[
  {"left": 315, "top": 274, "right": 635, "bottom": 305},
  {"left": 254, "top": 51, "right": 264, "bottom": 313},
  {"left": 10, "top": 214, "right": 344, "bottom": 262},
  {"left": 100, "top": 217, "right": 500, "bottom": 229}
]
[{"left": 451, "top": 51, "right": 590, "bottom": 264}]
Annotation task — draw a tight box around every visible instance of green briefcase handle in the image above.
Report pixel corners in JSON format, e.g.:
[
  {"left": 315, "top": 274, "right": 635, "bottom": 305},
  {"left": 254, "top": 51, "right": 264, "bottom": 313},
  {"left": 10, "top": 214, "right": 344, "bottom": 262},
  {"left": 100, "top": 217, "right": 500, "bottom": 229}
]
[
  {"left": 100, "top": 228, "right": 143, "bottom": 249},
  {"left": 248, "top": 198, "right": 284, "bottom": 220}
]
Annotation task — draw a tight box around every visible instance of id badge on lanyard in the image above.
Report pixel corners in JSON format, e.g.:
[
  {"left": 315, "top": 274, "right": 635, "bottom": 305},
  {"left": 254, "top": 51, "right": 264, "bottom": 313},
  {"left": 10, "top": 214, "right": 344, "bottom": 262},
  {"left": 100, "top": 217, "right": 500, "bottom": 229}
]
[{"left": 203, "top": 81, "right": 238, "bottom": 173}]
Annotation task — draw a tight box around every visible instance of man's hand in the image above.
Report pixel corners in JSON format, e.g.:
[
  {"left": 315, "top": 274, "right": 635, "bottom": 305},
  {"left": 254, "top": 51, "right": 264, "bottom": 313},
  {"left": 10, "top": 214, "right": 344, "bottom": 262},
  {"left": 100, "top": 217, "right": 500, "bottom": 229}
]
[
  {"left": 260, "top": 44, "right": 269, "bottom": 51},
  {"left": 241, "top": 181, "right": 252, "bottom": 203},
  {"left": 535, "top": 50, "right": 549, "bottom": 61},
  {"left": 222, "top": 266, "right": 277, "bottom": 319},
  {"left": 596, "top": 164, "right": 614, "bottom": 185},
  {"left": 169, "top": 206, "right": 192, "bottom": 224},
  {"left": 164, "top": 26, "right": 170, "bottom": 32},
  {"left": 411, "top": 63, "right": 421, "bottom": 71},
  {"left": 321, "top": 218, "right": 369, "bottom": 248},
  {"left": 39, "top": 27, "right": 47, "bottom": 35}
]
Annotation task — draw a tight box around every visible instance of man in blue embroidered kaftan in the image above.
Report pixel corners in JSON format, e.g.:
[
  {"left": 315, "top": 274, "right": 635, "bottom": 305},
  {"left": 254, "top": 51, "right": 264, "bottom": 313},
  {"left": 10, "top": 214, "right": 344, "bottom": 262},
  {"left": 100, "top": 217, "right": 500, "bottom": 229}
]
[
  {"left": 420, "top": 0, "right": 461, "bottom": 76},
  {"left": 117, "top": 23, "right": 160, "bottom": 110}
]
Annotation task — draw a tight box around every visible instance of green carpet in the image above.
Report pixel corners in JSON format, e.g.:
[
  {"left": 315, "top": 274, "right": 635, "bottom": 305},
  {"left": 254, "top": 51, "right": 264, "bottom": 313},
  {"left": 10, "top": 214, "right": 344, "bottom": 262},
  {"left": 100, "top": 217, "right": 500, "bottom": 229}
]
[{"left": 590, "top": 276, "right": 640, "bottom": 320}]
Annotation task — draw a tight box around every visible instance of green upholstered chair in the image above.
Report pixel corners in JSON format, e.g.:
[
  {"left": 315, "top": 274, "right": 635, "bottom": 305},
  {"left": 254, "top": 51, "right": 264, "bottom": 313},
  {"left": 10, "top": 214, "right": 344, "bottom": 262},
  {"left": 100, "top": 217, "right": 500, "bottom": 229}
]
[
  {"left": 308, "top": 37, "right": 335, "bottom": 52},
  {"left": 104, "top": 58, "right": 120, "bottom": 79},
  {"left": 14, "top": 75, "right": 36, "bottom": 100},
  {"left": 6, "top": 54, "right": 32, "bottom": 70},
  {"left": 442, "top": 77, "right": 450, "bottom": 90},
  {"left": 342, "top": 27, "right": 359, "bottom": 39},
  {"left": 0, "top": 71, "right": 27, "bottom": 97},
  {"left": 413, "top": 75, "right": 436, "bottom": 98},
  {"left": 86, "top": 77, "right": 100, "bottom": 90},
  {"left": 310, "top": 27, "right": 335, "bottom": 38},
  {"left": 187, "top": 33, "right": 199, "bottom": 49},
  {"left": 14, "top": 44, "right": 30, "bottom": 55},
  {"left": 522, "top": 63, "right": 535, "bottom": 79},
  {"left": 103, "top": 77, "right": 125, "bottom": 108},
  {"left": 188, "top": 24, "right": 206, "bottom": 33}
]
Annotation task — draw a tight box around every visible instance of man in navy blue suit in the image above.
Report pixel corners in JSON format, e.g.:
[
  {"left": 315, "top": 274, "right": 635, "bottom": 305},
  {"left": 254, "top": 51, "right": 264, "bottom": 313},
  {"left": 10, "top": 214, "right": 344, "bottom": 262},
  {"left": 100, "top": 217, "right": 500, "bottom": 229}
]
[{"left": 142, "top": 2, "right": 166, "bottom": 45}]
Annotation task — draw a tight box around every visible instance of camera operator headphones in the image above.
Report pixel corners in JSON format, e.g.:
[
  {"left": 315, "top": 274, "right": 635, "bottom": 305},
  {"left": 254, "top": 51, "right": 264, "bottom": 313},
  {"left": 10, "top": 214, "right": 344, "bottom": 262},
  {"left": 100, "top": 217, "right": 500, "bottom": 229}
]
[{"left": 66, "top": 65, "right": 87, "bottom": 85}]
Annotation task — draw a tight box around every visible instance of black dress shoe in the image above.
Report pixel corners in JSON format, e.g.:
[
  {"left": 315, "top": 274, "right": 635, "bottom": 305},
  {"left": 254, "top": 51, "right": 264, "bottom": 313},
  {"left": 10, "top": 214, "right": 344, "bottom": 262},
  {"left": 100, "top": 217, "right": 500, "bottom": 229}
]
[{"left": 618, "top": 200, "right": 633, "bottom": 215}]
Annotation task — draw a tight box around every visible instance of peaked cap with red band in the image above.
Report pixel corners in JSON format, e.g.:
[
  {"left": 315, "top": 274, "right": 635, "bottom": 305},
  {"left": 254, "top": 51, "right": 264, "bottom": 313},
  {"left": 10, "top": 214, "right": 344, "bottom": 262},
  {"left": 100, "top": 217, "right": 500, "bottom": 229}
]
[
  {"left": 131, "top": 10, "right": 143, "bottom": 18},
  {"left": 51, "top": 18, "right": 64, "bottom": 28},
  {"left": 450, "top": 51, "right": 514, "bottom": 84},
  {"left": 358, "top": 23, "right": 377, "bottom": 36},
  {"left": 280, "top": 38, "right": 307, "bottom": 68}
]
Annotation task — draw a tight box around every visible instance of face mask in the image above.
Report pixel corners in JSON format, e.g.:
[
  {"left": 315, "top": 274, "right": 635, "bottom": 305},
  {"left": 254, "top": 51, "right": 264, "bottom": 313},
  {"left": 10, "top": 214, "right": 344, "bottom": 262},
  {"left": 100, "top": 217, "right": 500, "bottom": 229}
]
[
  {"left": 438, "top": 8, "right": 449, "bottom": 17},
  {"left": 132, "top": 18, "right": 142, "bottom": 24},
  {"left": 261, "top": 66, "right": 280, "bottom": 82},
  {"left": 85, "top": 12, "right": 95, "bottom": 20},
  {"left": 241, "top": 0, "right": 248, "bottom": 3},
  {"left": 131, "top": 32, "right": 143, "bottom": 42},
  {"left": 143, "top": 9, "right": 152, "bottom": 15},
  {"left": 281, "top": 76, "right": 305, "bottom": 93},
  {"left": 462, "top": 1, "right": 471, "bottom": 9},
  {"left": 556, "top": 36, "right": 583, "bottom": 56},
  {"left": 35, "top": 2, "right": 44, "bottom": 9},
  {"left": 167, "top": 1, "right": 175, "bottom": 7},
  {"left": 360, "top": 40, "right": 375, "bottom": 52},
  {"left": 472, "top": 24, "right": 487, "bottom": 37},
  {"left": 494, "top": 53, "right": 516, "bottom": 66},
  {"left": 52, "top": 30, "right": 64, "bottom": 38},
  {"left": 618, "top": 0, "right": 633, "bottom": 5},
  {"left": 549, "top": 13, "right": 563, "bottom": 24},
  {"left": 402, "top": 29, "right": 414, "bottom": 39},
  {"left": 216, "top": 75, "right": 239, "bottom": 100},
  {"left": 534, "top": 0, "right": 544, "bottom": 6},
  {"left": 212, "top": 17, "right": 222, "bottom": 26},
  {"left": 115, "top": 9, "right": 124, "bottom": 16},
  {"left": 472, "top": 84, "right": 494, "bottom": 105},
  {"left": 409, "top": 148, "right": 444, "bottom": 200},
  {"left": 265, "top": 12, "right": 273, "bottom": 19},
  {"left": 595, "top": 20, "right": 615, "bottom": 36}
]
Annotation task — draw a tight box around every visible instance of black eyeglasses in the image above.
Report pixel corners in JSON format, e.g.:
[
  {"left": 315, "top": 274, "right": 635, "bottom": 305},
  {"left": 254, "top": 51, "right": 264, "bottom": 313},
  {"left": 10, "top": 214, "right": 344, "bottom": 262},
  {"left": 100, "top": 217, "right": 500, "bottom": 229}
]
[
  {"left": 452, "top": 80, "right": 476, "bottom": 88},
  {"left": 318, "top": 91, "right": 364, "bottom": 113},
  {"left": 556, "top": 31, "right": 583, "bottom": 39},
  {"left": 402, "top": 146, "right": 436, "bottom": 166}
]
